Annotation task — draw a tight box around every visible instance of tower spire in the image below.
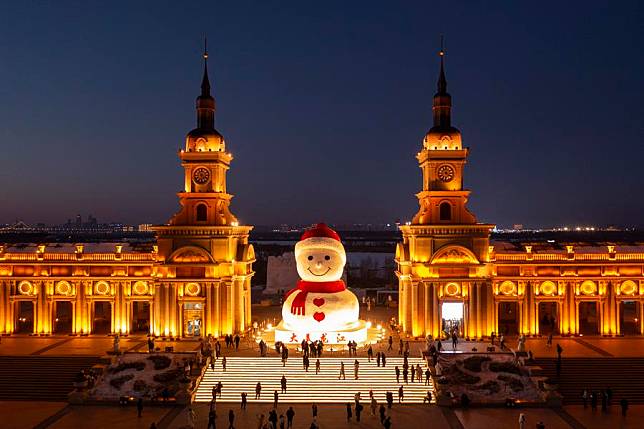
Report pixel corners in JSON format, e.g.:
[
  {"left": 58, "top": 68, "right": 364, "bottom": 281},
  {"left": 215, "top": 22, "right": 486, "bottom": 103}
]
[
  {"left": 437, "top": 35, "right": 447, "bottom": 94},
  {"left": 196, "top": 36, "right": 215, "bottom": 129},
  {"left": 432, "top": 35, "right": 451, "bottom": 129},
  {"left": 201, "top": 37, "right": 211, "bottom": 96}
]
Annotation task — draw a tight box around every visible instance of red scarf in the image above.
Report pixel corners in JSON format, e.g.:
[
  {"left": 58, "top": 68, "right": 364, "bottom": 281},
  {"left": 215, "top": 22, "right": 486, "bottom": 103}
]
[{"left": 284, "top": 280, "right": 346, "bottom": 316}]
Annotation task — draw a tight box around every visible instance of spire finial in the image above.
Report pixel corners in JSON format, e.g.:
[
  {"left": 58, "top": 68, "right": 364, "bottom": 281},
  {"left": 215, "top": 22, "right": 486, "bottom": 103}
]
[
  {"left": 437, "top": 34, "right": 447, "bottom": 94},
  {"left": 200, "top": 36, "right": 211, "bottom": 96}
]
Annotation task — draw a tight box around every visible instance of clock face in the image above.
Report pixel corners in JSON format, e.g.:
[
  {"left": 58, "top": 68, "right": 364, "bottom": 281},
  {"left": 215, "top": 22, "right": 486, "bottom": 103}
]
[
  {"left": 193, "top": 167, "right": 210, "bottom": 185},
  {"left": 437, "top": 164, "right": 455, "bottom": 182}
]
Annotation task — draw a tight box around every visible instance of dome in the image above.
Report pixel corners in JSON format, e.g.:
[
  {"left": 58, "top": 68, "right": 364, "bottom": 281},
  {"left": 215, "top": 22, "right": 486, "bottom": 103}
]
[
  {"left": 185, "top": 128, "right": 225, "bottom": 152},
  {"left": 423, "top": 126, "right": 462, "bottom": 150}
]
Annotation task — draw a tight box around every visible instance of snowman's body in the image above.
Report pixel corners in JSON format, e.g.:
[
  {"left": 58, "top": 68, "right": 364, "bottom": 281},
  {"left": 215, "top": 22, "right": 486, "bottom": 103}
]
[
  {"left": 281, "top": 287, "right": 360, "bottom": 333},
  {"left": 274, "top": 224, "right": 368, "bottom": 345}
]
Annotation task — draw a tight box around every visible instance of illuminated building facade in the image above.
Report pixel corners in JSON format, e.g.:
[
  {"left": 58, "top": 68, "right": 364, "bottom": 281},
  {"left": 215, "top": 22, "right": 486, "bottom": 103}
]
[
  {"left": 0, "top": 50, "right": 254, "bottom": 337},
  {"left": 396, "top": 49, "right": 644, "bottom": 339}
]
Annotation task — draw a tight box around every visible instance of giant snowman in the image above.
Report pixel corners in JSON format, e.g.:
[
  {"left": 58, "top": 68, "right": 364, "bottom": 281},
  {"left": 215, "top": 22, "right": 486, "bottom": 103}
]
[{"left": 274, "top": 223, "right": 368, "bottom": 345}]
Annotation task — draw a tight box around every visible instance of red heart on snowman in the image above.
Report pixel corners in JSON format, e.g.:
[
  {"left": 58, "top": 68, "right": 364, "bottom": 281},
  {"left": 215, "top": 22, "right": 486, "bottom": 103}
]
[
  {"left": 313, "top": 298, "right": 325, "bottom": 307},
  {"left": 313, "top": 312, "right": 325, "bottom": 322}
]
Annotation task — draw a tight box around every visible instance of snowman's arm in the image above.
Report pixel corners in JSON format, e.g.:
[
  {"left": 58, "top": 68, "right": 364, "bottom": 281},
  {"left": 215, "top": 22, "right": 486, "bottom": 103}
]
[{"left": 287, "top": 289, "right": 307, "bottom": 316}]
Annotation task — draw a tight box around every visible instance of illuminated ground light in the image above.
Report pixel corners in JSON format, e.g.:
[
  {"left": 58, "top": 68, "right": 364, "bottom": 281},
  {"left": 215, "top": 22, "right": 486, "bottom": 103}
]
[{"left": 195, "top": 357, "right": 434, "bottom": 404}]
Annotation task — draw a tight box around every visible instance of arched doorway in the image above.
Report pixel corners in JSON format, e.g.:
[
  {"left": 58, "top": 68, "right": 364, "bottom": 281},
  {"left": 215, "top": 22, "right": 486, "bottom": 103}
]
[
  {"left": 441, "top": 301, "right": 464, "bottom": 337},
  {"left": 93, "top": 301, "right": 112, "bottom": 334},
  {"left": 578, "top": 301, "right": 599, "bottom": 335},
  {"left": 498, "top": 302, "right": 519, "bottom": 335},
  {"left": 538, "top": 302, "right": 558, "bottom": 334},
  {"left": 131, "top": 301, "right": 150, "bottom": 333},
  {"left": 15, "top": 301, "right": 34, "bottom": 334},
  {"left": 54, "top": 301, "right": 73, "bottom": 334},
  {"left": 619, "top": 301, "right": 640, "bottom": 335}
]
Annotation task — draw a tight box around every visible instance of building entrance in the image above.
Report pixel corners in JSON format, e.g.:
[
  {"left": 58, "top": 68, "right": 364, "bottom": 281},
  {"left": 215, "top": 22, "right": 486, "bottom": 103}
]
[
  {"left": 620, "top": 301, "right": 640, "bottom": 335},
  {"left": 54, "top": 301, "right": 73, "bottom": 334},
  {"left": 93, "top": 301, "right": 112, "bottom": 334},
  {"left": 579, "top": 301, "right": 599, "bottom": 335},
  {"left": 132, "top": 301, "right": 150, "bottom": 333},
  {"left": 498, "top": 302, "right": 519, "bottom": 335},
  {"left": 183, "top": 303, "right": 203, "bottom": 337},
  {"left": 538, "top": 302, "right": 558, "bottom": 334},
  {"left": 16, "top": 301, "right": 34, "bottom": 333},
  {"left": 441, "top": 302, "right": 464, "bottom": 337}
]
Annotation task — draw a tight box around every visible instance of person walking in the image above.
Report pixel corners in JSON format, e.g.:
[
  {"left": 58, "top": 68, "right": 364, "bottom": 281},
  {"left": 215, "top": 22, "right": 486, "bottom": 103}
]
[
  {"left": 228, "top": 409, "right": 235, "bottom": 429},
  {"left": 388, "top": 336, "right": 393, "bottom": 351},
  {"left": 395, "top": 366, "right": 400, "bottom": 383},
  {"left": 355, "top": 401, "right": 363, "bottom": 422},
  {"left": 207, "top": 406, "right": 216, "bottom": 429},
  {"left": 286, "top": 407, "right": 295, "bottom": 429},
  {"left": 137, "top": 397, "right": 144, "bottom": 418},
  {"left": 620, "top": 398, "right": 629, "bottom": 417},
  {"left": 339, "top": 361, "right": 346, "bottom": 380},
  {"left": 499, "top": 334, "right": 505, "bottom": 351},
  {"left": 383, "top": 416, "right": 391, "bottom": 429},
  {"left": 345, "top": 402, "right": 352, "bottom": 422},
  {"left": 398, "top": 385, "right": 404, "bottom": 403},
  {"left": 281, "top": 375, "right": 287, "bottom": 393},
  {"left": 451, "top": 332, "right": 458, "bottom": 350},
  {"left": 255, "top": 382, "right": 262, "bottom": 400},
  {"left": 367, "top": 345, "right": 373, "bottom": 362},
  {"left": 582, "top": 389, "right": 588, "bottom": 409},
  {"left": 490, "top": 332, "right": 496, "bottom": 346},
  {"left": 379, "top": 404, "right": 386, "bottom": 424},
  {"left": 354, "top": 359, "right": 360, "bottom": 379},
  {"left": 386, "top": 391, "right": 393, "bottom": 409},
  {"left": 425, "top": 368, "right": 431, "bottom": 385},
  {"left": 311, "top": 403, "right": 318, "bottom": 419},
  {"left": 556, "top": 343, "right": 563, "bottom": 360},
  {"left": 547, "top": 333, "right": 553, "bottom": 347},
  {"left": 518, "top": 412, "right": 526, "bottom": 429},
  {"left": 382, "top": 353, "right": 386, "bottom": 367},
  {"left": 411, "top": 365, "right": 415, "bottom": 383},
  {"left": 234, "top": 334, "right": 240, "bottom": 351},
  {"left": 370, "top": 397, "right": 377, "bottom": 416},
  {"left": 279, "top": 414, "right": 285, "bottom": 429},
  {"left": 398, "top": 338, "right": 403, "bottom": 355},
  {"left": 377, "top": 351, "right": 382, "bottom": 367},
  {"left": 222, "top": 356, "right": 227, "bottom": 372},
  {"left": 241, "top": 392, "right": 247, "bottom": 410},
  {"left": 417, "top": 364, "right": 423, "bottom": 384},
  {"left": 274, "top": 390, "right": 279, "bottom": 409},
  {"left": 315, "top": 359, "right": 320, "bottom": 374},
  {"left": 269, "top": 410, "right": 278, "bottom": 429},
  {"left": 217, "top": 381, "right": 223, "bottom": 398},
  {"left": 403, "top": 367, "right": 408, "bottom": 384}
]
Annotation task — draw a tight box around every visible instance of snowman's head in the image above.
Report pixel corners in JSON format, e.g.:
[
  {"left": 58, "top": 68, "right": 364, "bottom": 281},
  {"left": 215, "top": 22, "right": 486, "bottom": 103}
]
[{"left": 295, "top": 223, "right": 346, "bottom": 282}]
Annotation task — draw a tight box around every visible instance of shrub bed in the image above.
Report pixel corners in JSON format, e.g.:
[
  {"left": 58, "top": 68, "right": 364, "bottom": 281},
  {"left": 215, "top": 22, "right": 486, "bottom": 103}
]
[
  {"left": 463, "top": 356, "right": 491, "bottom": 372},
  {"left": 110, "top": 374, "right": 134, "bottom": 389},
  {"left": 147, "top": 355, "right": 172, "bottom": 370},
  {"left": 108, "top": 361, "right": 146, "bottom": 374}
]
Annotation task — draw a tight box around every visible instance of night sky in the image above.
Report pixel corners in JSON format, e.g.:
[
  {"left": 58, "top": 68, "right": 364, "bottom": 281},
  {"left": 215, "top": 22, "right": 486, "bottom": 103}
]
[{"left": 1, "top": 1, "right": 643, "bottom": 228}]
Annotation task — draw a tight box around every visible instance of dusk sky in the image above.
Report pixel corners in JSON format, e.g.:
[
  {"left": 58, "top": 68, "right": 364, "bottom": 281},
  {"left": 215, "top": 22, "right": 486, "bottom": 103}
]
[{"left": 1, "top": 1, "right": 643, "bottom": 228}]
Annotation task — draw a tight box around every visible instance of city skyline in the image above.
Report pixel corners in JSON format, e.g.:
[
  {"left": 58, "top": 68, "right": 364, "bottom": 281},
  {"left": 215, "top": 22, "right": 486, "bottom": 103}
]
[{"left": 1, "top": 2, "right": 643, "bottom": 228}]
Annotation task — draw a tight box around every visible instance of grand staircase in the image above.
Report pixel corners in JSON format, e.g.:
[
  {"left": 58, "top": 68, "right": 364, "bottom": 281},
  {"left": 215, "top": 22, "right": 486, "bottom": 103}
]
[
  {"left": 196, "top": 357, "right": 434, "bottom": 404},
  {"left": 533, "top": 357, "right": 644, "bottom": 404},
  {"left": 0, "top": 356, "right": 105, "bottom": 401}
]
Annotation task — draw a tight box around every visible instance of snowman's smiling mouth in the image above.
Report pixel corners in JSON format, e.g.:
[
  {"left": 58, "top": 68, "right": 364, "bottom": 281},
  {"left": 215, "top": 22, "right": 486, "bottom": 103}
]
[{"left": 307, "top": 267, "right": 331, "bottom": 277}]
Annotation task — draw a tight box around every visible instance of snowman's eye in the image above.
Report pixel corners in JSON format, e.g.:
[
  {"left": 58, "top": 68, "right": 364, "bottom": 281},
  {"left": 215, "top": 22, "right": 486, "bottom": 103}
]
[
  {"left": 324, "top": 255, "right": 330, "bottom": 260},
  {"left": 307, "top": 255, "right": 313, "bottom": 261}
]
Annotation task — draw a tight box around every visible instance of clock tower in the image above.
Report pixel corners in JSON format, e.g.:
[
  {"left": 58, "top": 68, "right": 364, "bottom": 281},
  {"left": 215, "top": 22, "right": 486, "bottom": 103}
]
[
  {"left": 151, "top": 45, "right": 254, "bottom": 338},
  {"left": 396, "top": 45, "right": 494, "bottom": 339}
]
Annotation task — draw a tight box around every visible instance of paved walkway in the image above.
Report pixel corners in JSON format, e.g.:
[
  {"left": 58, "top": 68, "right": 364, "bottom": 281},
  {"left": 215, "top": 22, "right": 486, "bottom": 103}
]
[{"left": 4, "top": 401, "right": 643, "bottom": 429}]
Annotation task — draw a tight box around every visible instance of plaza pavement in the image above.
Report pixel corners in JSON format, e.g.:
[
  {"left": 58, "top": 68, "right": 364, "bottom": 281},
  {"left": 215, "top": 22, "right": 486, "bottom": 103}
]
[
  {"left": 3, "top": 305, "right": 644, "bottom": 428},
  {"left": 4, "top": 401, "right": 643, "bottom": 429}
]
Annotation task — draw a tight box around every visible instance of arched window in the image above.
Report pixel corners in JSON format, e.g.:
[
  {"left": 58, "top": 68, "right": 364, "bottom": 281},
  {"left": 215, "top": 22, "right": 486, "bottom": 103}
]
[
  {"left": 439, "top": 202, "right": 451, "bottom": 221},
  {"left": 196, "top": 204, "right": 207, "bottom": 222}
]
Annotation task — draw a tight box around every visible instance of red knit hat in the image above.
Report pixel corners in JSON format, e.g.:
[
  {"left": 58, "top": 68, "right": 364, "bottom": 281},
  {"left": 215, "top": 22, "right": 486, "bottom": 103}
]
[{"left": 295, "top": 223, "right": 346, "bottom": 263}]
